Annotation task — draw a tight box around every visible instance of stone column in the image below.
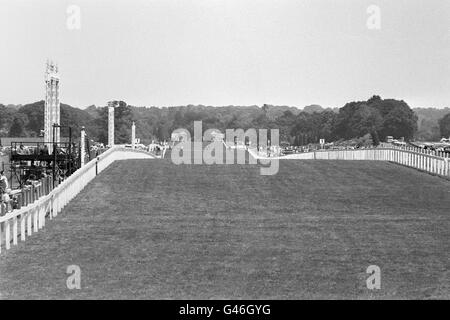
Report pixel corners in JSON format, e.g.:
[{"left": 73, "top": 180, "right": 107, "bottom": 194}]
[
  {"left": 108, "top": 105, "right": 114, "bottom": 147},
  {"left": 80, "top": 126, "right": 86, "bottom": 167},
  {"left": 131, "top": 122, "right": 136, "bottom": 149}
]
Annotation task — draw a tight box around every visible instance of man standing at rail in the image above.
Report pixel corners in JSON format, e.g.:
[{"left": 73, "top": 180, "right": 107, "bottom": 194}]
[
  {"left": 0, "top": 170, "right": 10, "bottom": 214},
  {"left": 0, "top": 170, "right": 8, "bottom": 194}
]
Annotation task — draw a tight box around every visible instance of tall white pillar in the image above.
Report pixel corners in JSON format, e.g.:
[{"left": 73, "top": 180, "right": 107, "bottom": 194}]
[
  {"left": 80, "top": 127, "right": 86, "bottom": 167},
  {"left": 131, "top": 122, "right": 136, "bottom": 149},
  {"left": 108, "top": 104, "right": 114, "bottom": 147},
  {"left": 44, "top": 60, "right": 60, "bottom": 154}
]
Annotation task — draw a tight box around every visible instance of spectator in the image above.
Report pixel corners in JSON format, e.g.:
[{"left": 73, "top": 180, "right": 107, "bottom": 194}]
[
  {"left": 40, "top": 144, "right": 49, "bottom": 155},
  {"left": 0, "top": 170, "right": 8, "bottom": 194},
  {"left": 11, "top": 195, "right": 19, "bottom": 210},
  {"left": 0, "top": 200, "right": 6, "bottom": 216},
  {"left": 27, "top": 173, "right": 37, "bottom": 183},
  {"left": 1, "top": 189, "right": 11, "bottom": 214}
]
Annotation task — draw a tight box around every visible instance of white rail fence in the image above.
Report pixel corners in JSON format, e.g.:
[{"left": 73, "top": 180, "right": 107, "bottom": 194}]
[
  {"left": 2, "top": 144, "right": 448, "bottom": 254},
  {"left": 0, "top": 147, "right": 153, "bottom": 255},
  {"left": 248, "top": 145, "right": 450, "bottom": 178}
]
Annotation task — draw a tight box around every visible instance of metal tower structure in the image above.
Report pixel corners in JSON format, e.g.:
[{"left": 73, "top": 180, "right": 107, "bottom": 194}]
[{"left": 44, "top": 60, "right": 60, "bottom": 153}]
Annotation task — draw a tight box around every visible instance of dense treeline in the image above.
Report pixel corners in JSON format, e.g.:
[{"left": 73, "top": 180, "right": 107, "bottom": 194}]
[
  {"left": 415, "top": 107, "right": 450, "bottom": 141},
  {"left": 1, "top": 95, "right": 446, "bottom": 146},
  {"left": 439, "top": 113, "right": 450, "bottom": 138},
  {"left": 0, "top": 100, "right": 93, "bottom": 140}
]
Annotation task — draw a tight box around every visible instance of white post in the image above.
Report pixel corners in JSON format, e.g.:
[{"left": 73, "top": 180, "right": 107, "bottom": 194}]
[
  {"left": 12, "top": 216, "right": 18, "bottom": 245},
  {"left": 423, "top": 152, "right": 426, "bottom": 171},
  {"left": 80, "top": 126, "right": 86, "bottom": 167},
  {"left": 430, "top": 156, "right": 433, "bottom": 173},
  {"left": 131, "top": 121, "right": 136, "bottom": 149},
  {"left": 423, "top": 151, "right": 427, "bottom": 171},
  {"left": 108, "top": 103, "right": 115, "bottom": 147},
  {"left": 27, "top": 212, "right": 32, "bottom": 236},
  {"left": 415, "top": 151, "right": 418, "bottom": 169},
  {"left": 20, "top": 214, "right": 26, "bottom": 241},
  {"left": 5, "top": 220, "right": 10, "bottom": 250},
  {"left": 445, "top": 158, "right": 449, "bottom": 176},
  {"left": 33, "top": 208, "right": 38, "bottom": 232},
  {"left": 425, "top": 152, "right": 428, "bottom": 171},
  {"left": 437, "top": 154, "right": 441, "bottom": 175},
  {"left": 421, "top": 150, "right": 424, "bottom": 170}
]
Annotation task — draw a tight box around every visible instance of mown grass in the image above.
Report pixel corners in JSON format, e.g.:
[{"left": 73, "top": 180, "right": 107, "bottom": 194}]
[{"left": 0, "top": 158, "right": 449, "bottom": 299}]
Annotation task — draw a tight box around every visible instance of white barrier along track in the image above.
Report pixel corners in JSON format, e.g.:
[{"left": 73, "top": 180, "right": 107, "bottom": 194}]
[
  {"left": 247, "top": 145, "right": 450, "bottom": 177},
  {"left": 0, "top": 147, "right": 154, "bottom": 255},
  {"left": 2, "top": 144, "right": 448, "bottom": 255}
]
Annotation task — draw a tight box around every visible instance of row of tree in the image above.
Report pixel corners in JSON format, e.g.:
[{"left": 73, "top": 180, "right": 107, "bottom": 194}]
[
  {"left": 1, "top": 96, "right": 448, "bottom": 146},
  {"left": 439, "top": 113, "right": 450, "bottom": 139},
  {"left": 414, "top": 107, "right": 450, "bottom": 141}
]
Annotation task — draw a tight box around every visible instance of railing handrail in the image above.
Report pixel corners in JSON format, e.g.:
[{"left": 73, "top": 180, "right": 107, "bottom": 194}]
[
  {"left": 312, "top": 147, "right": 448, "bottom": 160},
  {"left": 247, "top": 145, "right": 449, "bottom": 161}
]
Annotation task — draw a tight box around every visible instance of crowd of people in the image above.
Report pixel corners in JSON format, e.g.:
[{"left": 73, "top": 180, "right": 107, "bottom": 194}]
[
  {"left": 0, "top": 168, "right": 50, "bottom": 216},
  {"left": 1, "top": 144, "right": 53, "bottom": 215}
]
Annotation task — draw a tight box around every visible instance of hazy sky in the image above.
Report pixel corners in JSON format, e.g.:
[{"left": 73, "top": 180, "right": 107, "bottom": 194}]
[{"left": 0, "top": 0, "right": 449, "bottom": 109}]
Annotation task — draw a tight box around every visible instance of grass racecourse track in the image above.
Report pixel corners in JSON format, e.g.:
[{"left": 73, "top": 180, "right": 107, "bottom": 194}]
[{"left": 0, "top": 149, "right": 450, "bottom": 299}]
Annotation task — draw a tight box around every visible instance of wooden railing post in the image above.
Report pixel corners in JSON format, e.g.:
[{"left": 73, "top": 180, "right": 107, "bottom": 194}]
[
  {"left": 5, "top": 220, "right": 10, "bottom": 250},
  {"left": 27, "top": 211, "right": 32, "bottom": 236},
  {"left": 20, "top": 213, "right": 26, "bottom": 241},
  {"left": 12, "top": 216, "right": 18, "bottom": 246},
  {"left": 445, "top": 158, "right": 449, "bottom": 177},
  {"left": 32, "top": 184, "right": 36, "bottom": 203}
]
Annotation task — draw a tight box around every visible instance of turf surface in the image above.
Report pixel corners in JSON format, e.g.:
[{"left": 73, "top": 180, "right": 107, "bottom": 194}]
[{"left": 0, "top": 158, "right": 449, "bottom": 299}]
